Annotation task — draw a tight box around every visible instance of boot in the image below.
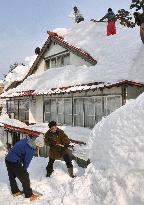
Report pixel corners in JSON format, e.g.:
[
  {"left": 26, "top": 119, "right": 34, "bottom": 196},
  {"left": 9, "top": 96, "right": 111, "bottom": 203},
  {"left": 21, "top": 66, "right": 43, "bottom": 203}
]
[
  {"left": 46, "top": 172, "right": 52, "bottom": 177},
  {"left": 68, "top": 167, "right": 76, "bottom": 178},
  {"left": 29, "top": 194, "right": 40, "bottom": 201},
  {"left": 13, "top": 191, "right": 23, "bottom": 197}
]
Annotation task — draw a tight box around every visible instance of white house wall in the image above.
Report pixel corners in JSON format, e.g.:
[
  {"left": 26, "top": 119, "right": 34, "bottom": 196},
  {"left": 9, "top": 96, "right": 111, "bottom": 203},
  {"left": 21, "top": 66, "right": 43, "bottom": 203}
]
[
  {"left": 44, "top": 43, "right": 67, "bottom": 58},
  {"left": 29, "top": 97, "right": 36, "bottom": 124},
  {"left": 29, "top": 96, "right": 43, "bottom": 124},
  {"left": 70, "top": 53, "right": 91, "bottom": 66}
]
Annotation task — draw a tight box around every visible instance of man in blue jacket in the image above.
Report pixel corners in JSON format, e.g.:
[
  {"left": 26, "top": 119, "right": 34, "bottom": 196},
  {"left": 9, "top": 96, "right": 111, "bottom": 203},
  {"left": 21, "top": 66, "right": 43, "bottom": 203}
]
[{"left": 5, "top": 135, "right": 44, "bottom": 201}]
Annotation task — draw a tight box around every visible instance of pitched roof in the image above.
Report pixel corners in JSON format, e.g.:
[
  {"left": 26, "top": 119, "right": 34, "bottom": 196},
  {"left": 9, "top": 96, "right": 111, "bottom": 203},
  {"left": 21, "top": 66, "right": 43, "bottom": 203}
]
[{"left": 5, "top": 30, "right": 97, "bottom": 93}]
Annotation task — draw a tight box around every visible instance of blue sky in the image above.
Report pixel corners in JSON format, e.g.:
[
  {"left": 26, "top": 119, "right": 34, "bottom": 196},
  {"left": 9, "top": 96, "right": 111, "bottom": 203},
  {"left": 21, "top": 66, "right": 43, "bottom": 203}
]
[{"left": 0, "top": 0, "right": 132, "bottom": 79}]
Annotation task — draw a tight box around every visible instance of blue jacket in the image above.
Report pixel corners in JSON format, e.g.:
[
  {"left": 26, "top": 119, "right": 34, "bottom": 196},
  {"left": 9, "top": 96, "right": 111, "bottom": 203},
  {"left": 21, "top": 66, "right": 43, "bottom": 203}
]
[{"left": 5, "top": 139, "right": 35, "bottom": 170}]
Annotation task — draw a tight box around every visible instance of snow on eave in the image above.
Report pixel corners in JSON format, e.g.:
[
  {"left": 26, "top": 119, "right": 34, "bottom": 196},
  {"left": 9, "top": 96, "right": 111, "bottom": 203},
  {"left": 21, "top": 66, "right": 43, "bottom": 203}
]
[
  {"left": 2, "top": 80, "right": 144, "bottom": 98},
  {"left": 0, "top": 116, "right": 42, "bottom": 137}
]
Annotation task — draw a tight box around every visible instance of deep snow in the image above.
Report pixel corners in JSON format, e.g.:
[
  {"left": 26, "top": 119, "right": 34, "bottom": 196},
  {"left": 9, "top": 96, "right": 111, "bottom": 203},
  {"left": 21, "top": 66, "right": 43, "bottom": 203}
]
[{"left": 1, "top": 92, "right": 144, "bottom": 204}]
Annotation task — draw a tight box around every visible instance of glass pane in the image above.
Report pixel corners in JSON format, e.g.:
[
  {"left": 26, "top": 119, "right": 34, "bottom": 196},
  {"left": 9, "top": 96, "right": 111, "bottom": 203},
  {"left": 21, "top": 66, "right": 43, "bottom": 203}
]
[
  {"left": 57, "top": 56, "right": 63, "bottom": 67},
  {"left": 44, "top": 98, "right": 51, "bottom": 122},
  {"left": 106, "top": 96, "right": 122, "bottom": 115},
  {"left": 44, "top": 99, "right": 51, "bottom": 112},
  {"left": 63, "top": 53, "right": 70, "bottom": 66},
  {"left": 46, "top": 59, "right": 50, "bottom": 69},
  {"left": 95, "top": 97, "right": 103, "bottom": 123},
  {"left": 57, "top": 99, "right": 64, "bottom": 124},
  {"left": 14, "top": 100, "right": 18, "bottom": 120},
  {"left": 64, "top": 99, "right": 72, "bottom": 125},
  {"left": 50, "top": 99, "right": 57, "bottom": 121},
  {"left": 73, "top": 98, "right": 84, "bottom": 127},
  {"left": 7, "top": 100, "right": 14, "bottom": 113},
  {"left": 19, "top": 99, "right": 29, "bottom": 123},
  {"left": 84, "top": 98, "right": 95, "bottom": 128},
  {"left": 51, "top": 58, "right": 56, "bottom": 68},
  {"left": 45, "top": 113, "right": 51, "bottom": 122}
]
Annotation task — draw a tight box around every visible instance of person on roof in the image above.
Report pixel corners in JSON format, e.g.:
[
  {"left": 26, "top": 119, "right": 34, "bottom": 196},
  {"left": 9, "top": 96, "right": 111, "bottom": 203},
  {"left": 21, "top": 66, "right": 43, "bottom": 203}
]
[
  {"left": 44, "top": 121, "right": 89, "bottom": 178},
  {"left": 73, "top": 6, "right": 84, "bottom": 23},
  {"left": 5, "top": 136, "right": 44, "bottom": 201},
  {"left": 99, "top": 8, "right": 117, "bottom": 36}
]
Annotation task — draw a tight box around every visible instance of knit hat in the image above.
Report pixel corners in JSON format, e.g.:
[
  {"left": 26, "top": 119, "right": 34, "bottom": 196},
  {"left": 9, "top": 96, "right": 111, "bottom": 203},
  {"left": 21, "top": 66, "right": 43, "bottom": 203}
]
[
  {"left": 48, "top": 121, "right": 57, "bottom": 128},
  {"left": 35, "top": 136, "right": 44, "bottom": 147}
]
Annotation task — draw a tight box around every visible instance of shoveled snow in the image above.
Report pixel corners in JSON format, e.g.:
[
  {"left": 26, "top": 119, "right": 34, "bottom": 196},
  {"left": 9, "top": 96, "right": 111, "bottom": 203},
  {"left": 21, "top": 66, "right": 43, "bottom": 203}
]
[
  {"left": 4, "top": 55, "right": 37, "bottom": 91},
  {"left": 2, "top": 22, "right": 144, "bottom": 97}
]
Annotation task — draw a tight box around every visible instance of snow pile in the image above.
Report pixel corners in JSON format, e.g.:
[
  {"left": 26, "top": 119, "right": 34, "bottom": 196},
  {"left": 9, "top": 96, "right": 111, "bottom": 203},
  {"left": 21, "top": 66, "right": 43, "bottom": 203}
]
[
  {"left": 0, "top": 113, "right": 28, "bottom": 128},
  {"left": 89, "top": 94, "right": 144, "bottom": 171},
  {"left": 4, "top": 55, "right": 37, "bottom": 90},
  {"left": 3, "top": 22, "right": 144, "bottom": 97},
  {"left": 81, "top": 92, "right": 144, "bottom": 204}
]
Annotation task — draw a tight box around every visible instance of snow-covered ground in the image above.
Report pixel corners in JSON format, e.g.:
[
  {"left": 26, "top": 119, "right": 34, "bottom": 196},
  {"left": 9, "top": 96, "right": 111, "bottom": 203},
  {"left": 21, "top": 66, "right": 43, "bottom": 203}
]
[{"left": 1, "top": 92, "right": 144, "bottom": 204}]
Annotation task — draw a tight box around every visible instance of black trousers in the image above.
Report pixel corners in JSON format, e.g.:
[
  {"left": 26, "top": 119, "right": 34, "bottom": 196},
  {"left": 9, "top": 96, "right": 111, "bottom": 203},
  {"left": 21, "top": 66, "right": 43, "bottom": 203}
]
[
  {"left": 5, "top": 160, "right": 33, "bottom": 198},
  {"left": 46, "top": 154, "right": 73, "bottom": 174}
]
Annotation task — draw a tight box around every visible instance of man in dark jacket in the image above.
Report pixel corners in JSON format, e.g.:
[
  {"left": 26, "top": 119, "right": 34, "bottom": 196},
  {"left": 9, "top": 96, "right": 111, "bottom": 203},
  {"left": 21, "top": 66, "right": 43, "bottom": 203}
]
[
  {"left": 5, "top": 136, "right": 44, "bottom": 201},
  {"left": 73, "top": 6, "right": 84, "bottom": 23},
  {"left": 45, "top": 121, "right": 76, "bottom": 178},
  {"left": 100, "top": 8, "right": 117, "bottom": 36}
]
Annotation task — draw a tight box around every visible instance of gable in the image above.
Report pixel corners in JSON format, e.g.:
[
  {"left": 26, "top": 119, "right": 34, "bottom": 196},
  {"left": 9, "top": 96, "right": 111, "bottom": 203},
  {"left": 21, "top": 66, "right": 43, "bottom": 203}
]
[{"left": 44, "top": 41, "right": 67, "bottom": 58}]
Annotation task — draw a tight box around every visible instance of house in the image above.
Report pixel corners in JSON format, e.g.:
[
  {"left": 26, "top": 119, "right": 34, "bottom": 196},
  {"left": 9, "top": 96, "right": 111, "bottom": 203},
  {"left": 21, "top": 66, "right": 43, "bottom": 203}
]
[{"left": 2, "top": 22, "right": 144, "bottom": 129}]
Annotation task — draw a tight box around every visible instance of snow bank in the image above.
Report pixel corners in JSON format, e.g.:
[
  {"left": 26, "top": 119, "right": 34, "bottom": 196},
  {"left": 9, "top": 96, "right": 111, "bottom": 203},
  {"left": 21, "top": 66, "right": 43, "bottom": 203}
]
[
  {"left": 89, "top": 93, "right": 144, "bottom": 172},
  {"left": 80, "top": 92, "right": 144, "bottom": 205}
]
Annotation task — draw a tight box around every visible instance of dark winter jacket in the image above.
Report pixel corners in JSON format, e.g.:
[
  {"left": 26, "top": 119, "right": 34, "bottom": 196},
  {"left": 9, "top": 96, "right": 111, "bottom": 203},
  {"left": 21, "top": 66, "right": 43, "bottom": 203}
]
[
  {"left": 100, "top": 11, "right": 117, "bottom": 22},
  {"left": 44, "top": 128, "right": 70, "bottom": 159},
  {"left": 5, "top": 139, "right": 35, "bottom": 170}
]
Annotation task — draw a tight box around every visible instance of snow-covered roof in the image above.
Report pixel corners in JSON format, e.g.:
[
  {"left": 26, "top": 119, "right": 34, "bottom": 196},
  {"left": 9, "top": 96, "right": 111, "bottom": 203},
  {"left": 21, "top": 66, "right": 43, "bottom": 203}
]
[
  {"left": 4, "top": 55, "right": 37, "bottom": 91},
  {"left": 0, "top": 113, "right": 42, "bottom": 136},
  {"left": 2, "top": 22, "right": 144, "bottom": 97},
  {"left": 2, "top": 80, "right": 144, "bottom": 98}
]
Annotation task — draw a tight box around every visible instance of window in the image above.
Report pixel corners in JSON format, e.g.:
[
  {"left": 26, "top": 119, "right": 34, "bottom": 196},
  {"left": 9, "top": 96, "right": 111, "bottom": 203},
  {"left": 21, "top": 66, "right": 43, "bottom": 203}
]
[
  {"left": 95, "top": 97, "right": 103, "bottom": 123},
  {"left": 104, "top": 96, "right": 122, "bottom": 116},
  {"left": 44, "top": 99, "right": 57, "bottom": 122},
  {"left": 7, "top": 98, "right": 29, "bottom": 123},
  {"left": 64, "top": 99, "right": 72, "bottom": 125},
  {"left": 44, "top": 99, "right": 51, "bottom": 122},
  {"left": 84, "top": 98, "right": 95, "bottom": 128},
  {"left": 45, "top": 52, "right": 70, "bottom": 69},
  {"left": 7, "top": 100, "right": 14, "bottom": 118},
  {"left": 51, "top": 58, "right": 57, "bottom": 68},
  {"left": 73, "top": 98, "right": 84, "bottom": 127},
  {"left": 43, "top": 97, "right": 72, "bottom": 125},
  {"left": 57, "top": 99, "right": 64, "bottom": 124},
  {"left": 19, "top": 99, "right": 29, "bottom": 123},
  {"left": 63, "top": 53, "right": 70, "bottom": 66}
]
